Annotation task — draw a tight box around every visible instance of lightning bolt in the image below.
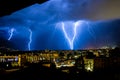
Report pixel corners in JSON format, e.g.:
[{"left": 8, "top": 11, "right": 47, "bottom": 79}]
[
  {"left": 28, "top": 29, "right": 32, "bottom": 51},
  {"left": 86, "top": 22, "right": 96, "bottom": 41},
  {"left": 61, "top": 22, "right": 72, "bottom": 49},
  {"left": 8, "top": 28, "right": 15, "bottom": 41},
  {"left": 61, "top": 21, "right": 82, "bottom": 50},
  {"left": 60, "top": 20, "right": 97, "bottom": 50},
  {"left": 86, "top": 22, "right": 97, "bottom": 49}
]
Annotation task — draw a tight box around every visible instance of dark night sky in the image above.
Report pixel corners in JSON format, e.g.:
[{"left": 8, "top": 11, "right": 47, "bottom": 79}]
[{"left": 0, "top": 0, "right": 120, "bottom": 50}]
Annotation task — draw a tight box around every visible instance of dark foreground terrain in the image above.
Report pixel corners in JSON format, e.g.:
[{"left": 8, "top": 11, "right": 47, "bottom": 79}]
[{"left": 0, "top": 63, "right": 120, "bottom": 80}]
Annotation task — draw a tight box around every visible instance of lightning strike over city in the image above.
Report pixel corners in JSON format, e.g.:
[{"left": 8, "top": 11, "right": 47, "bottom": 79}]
[{"left": 0, "top": 0, "right": 120, "bottom": 79}]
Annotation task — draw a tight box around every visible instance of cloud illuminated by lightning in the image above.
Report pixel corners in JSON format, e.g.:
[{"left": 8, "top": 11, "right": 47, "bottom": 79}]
[
  {"left": 8, "top": 28, "right": 15, "bottom": 41},
  {"left": 28, "top": 29, "right": 32, "bottom": 51}
]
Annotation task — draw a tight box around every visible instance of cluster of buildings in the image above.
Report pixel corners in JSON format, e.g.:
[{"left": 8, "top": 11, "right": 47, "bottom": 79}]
[{"left": 0, "top": 48, "right": 120, "bottom": 73}]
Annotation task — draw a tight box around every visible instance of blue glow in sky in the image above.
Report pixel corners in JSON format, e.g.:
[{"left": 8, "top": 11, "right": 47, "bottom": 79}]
[{"left": 0, "top": 0, "right": 120, "bottom": 50}]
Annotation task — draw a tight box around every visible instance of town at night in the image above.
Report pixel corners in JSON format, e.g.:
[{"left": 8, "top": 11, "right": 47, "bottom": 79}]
[{"left": 0, "top": 0, "right": 120, "bottom": 80}]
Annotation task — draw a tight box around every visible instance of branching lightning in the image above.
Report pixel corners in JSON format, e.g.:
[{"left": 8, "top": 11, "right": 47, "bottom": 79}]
[
  {"left": 60, "top": 20, "right": 96, "bottom": 50},
  {"left": 8, "top": 28, "right": 15, "bottom": 41},
  {"left": 61, "top": 21, "right": 82, "bottom": 50},
  {"left": 28, "top": 29, "right": 32, "bottom": 51}
]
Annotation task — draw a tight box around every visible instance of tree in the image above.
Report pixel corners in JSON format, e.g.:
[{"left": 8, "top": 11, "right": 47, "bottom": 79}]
[
  {"left": 86, "top": 51, "right": 95, "bottom": 59},
  {"left": 59, "top": 52, "right": 65, "bottom": 60},
  {"left": 109, "top": 47, "right": 120, "bottom": 57}
]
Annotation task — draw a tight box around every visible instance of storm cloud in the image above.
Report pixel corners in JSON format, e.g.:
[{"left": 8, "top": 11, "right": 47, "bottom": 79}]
[{"left": 0, "top": 0, "right": 120, "bottom": 50}]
